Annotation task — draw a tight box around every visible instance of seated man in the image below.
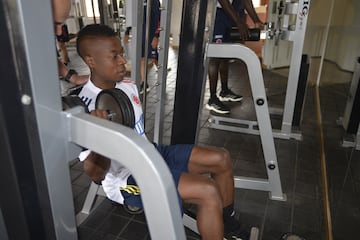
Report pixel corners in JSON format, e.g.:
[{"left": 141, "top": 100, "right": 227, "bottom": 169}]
[{"left": 76, "top": 24, "right": 249, "bottom": 240}]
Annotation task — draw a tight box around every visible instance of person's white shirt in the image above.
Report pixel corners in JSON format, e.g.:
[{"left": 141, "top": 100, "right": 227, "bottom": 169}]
[{"left": 78, "top": 78, "right": 146, "bottom": 204}]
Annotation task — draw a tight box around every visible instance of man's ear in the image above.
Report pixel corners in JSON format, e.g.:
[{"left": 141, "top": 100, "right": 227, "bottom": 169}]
[{"left": 84, "top": 56, "right": 95, "bottom": 69}]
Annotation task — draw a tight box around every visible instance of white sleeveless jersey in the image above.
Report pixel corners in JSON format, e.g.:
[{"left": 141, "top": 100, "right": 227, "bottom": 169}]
[{"left": 78, "top": 78, "right": 145, "bottom": 204}]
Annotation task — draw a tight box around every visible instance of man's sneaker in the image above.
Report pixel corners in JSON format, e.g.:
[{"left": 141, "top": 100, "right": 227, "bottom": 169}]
[
  {"left": 223, "top": 214, "right": 249, "bottom": 240},
  {"left": 206, "top": 97, "right": 230, "bottom": 114},
  {"left": 139, "top": 82, "right": 150, "bottom": 94},
  {"left": 219, "top": 89, "right": 243, "bottom": 102},
  {"left": 224, "top": 228, "right": 250, "bottom": 240}
]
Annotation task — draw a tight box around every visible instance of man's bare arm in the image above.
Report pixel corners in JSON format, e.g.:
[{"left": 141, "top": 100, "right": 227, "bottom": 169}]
[
  {"left": 82, "top": 109, "right": 112, "bottom": 184},
  {"left": 243, "top": 0, "right": 263, "bottom": 28},
  {"left": 83, "top": 152, "right": 111, "bottom": 184},
  {"left": 218, "top": 0, "right": 249, "bottom": 39}
]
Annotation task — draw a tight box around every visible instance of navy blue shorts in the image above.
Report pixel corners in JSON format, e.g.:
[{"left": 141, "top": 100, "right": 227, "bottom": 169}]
[
  {"left": 213, "top": 8, "right": 234, "bottom": 43},
  {"left": 212, "top": 0, "right": 245, "bottom": 43},
  {"left": 120, "top": 143, "right": 194, "bottom": 212}
]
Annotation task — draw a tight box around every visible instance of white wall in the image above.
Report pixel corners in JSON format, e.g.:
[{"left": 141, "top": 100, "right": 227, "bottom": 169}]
[
  {"left": 325, "top": 0, "right": 360, "bottom": 71},
  {"left": 304, "top": 0, "right": 360, "bottom": 72},
  {"left": 170, "top": 0, "right": 183, "bottom": 47}
]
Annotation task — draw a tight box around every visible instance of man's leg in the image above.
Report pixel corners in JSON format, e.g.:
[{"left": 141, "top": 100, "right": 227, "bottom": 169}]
[
  {"left": 208, "top": 58, "right": 220, "bottom": 100},
  {"left": 207, "top": 58, "right": 230, "bottom": 114},
  {"left": 187, "top": 145, "right": 248, "bottom": 239},
  {"left": 187, "top": 145, "right": 234, "bottom": 206},
  {"left": 178, "top": 173, "right": 224, "bottom": 240},
  {"left": 219, "top": 59, "right": 230, "bottom": 91},
  {"left": 218, "top": 59, "right": 243, "bottom": 102}
]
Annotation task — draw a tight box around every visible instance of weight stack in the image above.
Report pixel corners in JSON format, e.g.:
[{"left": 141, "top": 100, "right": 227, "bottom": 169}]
[{"left": 342, "top": 57, "right": 360, "bottom": 134}]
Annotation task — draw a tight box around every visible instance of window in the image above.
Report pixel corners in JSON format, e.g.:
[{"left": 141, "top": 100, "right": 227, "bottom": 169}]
[{"left": 85, "top": 0, "right": 100, "bottom": 17}]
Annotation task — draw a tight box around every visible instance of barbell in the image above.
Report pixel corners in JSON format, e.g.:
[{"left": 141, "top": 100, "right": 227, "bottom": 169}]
[
  {"left": 62, "top": 88, "right": 143, "bottom": 214},
  {"left": 62, "top": 88, "right": 135, "bottom": 128}
]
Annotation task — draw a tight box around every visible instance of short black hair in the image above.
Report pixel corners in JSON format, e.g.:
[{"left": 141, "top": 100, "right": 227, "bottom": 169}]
[{"left": 76, "top": 24, "right": 117, "bottom": 58}]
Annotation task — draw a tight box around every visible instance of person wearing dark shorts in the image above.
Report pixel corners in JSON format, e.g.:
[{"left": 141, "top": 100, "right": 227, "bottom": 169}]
[
  {"left": 206, "top": 0, "right": 263, "bottom": 114},
  {"left": 76, "top": 24, "right": 250, "bottom": 240},
  {"left": 121, "top": 144, "right": 193, "bottom": 211}
]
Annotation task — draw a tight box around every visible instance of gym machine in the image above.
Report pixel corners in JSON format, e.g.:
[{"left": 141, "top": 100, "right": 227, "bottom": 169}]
[
  {"left": 204, "top": 44, "right": 286, "bottom": 201},
  {"left": 1, "top": 0, "right": 184, "bottom": 239},
  {"left": 78, "top": 181, "right": 260, "bottom": 240},
  {"left": 101, "top": 0, "right": 171, "bottom": 144},
  {"left": 340, "top": 57, "right": 360, "bottom": 150},
  {"left": 197, "top": 0, "right": 286, "bottom": 201},
  {"left": 73, "top": 1, "right": 261, "bottom": 239},
  {"left": 98, "top": 0, "right": 127, "bottom": 36},
  {"left": 207, "top": 0, "right": 311, "bottom": 141}
]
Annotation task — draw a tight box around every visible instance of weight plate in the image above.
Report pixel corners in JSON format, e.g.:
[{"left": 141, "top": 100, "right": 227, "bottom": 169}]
[
  {"left": 95, "top": 88, "right": 135, "bottom": 128},
  {"left": 62, "top": 95, "right": 89, "bottom": 113}
]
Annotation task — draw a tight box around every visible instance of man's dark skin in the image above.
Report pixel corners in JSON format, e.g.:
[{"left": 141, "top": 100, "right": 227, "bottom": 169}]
[{"left": 208, "top": 0, "right": 263, "bottom": 110}]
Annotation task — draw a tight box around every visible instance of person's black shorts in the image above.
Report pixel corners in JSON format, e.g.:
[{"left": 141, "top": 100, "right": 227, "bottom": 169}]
[{"left": 212, "top": 0, "right": 246, "bottom": 43}]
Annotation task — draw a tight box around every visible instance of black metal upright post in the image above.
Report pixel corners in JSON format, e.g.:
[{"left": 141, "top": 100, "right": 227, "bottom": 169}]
[
  {"left": 292, "top": 54, "right": 309, "bottom": 127},
  {"left": 171, "top": 0, "right": 209, "bottom": 144}
]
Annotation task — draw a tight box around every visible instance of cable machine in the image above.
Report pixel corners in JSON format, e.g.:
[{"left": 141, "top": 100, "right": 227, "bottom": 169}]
[
  {"left": 0, "top": 0, "right": 184, "bottom": 239},
  {"left": 207, "top": 0, "right": 311, "bottom": 141},
  {"left": 74, "top": 0, "right": 261, "bottom": 238}
]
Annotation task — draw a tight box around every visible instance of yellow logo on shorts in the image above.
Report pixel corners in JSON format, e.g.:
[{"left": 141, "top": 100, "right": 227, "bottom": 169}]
[{"left": 120, "top": 185, "right": 141, "bottom": 195}]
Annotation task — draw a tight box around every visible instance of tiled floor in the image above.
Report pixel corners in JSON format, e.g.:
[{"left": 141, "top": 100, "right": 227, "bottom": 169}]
[{"left": 68, "top": 44, "right": 360, "bottom": 240}]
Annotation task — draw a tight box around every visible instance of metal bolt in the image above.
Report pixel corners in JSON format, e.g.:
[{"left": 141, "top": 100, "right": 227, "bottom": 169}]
[{"left": 21, "top": 94, "right": 31, "bottom": 105}]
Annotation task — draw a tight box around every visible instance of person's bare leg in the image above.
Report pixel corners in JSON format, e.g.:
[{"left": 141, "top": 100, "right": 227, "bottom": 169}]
[
  {"left": 219, "top": 59, "right": 229, "bottom": 91},
  {"left": 187, "top": 145, "right": 234, "bottom": 207},
  {"left": 208, "top": 58, "right": 221, "bottom": 98},
  {"left": 178, "top": 173, "right": 223, "bottom": 240}
]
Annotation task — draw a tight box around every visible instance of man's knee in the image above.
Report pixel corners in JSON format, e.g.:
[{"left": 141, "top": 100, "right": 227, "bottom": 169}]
[
  {"left": 200, "top": 181, "right": 223, "bottom": 207},
  {"left": 215, "top": 147, "right": 233, "bottom": 171}
]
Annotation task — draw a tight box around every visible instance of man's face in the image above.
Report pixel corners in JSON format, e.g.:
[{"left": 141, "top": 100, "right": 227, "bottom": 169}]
[{"left": 87, "top": 36, "right": 127, "bottom": 84}]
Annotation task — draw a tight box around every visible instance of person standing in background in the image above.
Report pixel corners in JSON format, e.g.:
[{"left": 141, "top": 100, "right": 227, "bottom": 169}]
[{"left": 206, "top": 0, "right": 263, "bottom": 114}]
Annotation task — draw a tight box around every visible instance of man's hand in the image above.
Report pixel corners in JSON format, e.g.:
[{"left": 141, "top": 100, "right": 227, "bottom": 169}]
[
  {"left": 82, "top": 109, "right": 112, "bottom": 184},
  {"left": 90, "top": 109, "right": 109, "bottom": 120},
  {"left": 236, "top": 21, "right": 249, "bottom": 40},
  {"left": 84, "top": 152, "right": 111, "bottom": 184},
  {"left": 254, "top": 21, "right": 264, "bottom": 29},
  {"left": 218, "top": 0, "right": 249, "bottom": 40}
]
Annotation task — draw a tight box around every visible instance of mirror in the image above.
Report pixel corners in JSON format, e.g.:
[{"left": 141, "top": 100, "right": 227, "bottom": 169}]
[
  {"left": 248, "top": 0, "right": 360, "bottom": 238},
  {"left": 316, "top": 0, "right": 360, "bottom": 239}
]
